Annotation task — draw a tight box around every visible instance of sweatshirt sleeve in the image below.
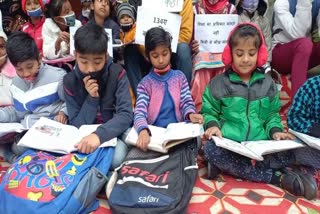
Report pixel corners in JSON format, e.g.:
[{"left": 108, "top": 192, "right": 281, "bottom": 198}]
[
  {"left": 94, "top": 69, "right": 133, "bottom": 143},
  {"left": 0, "top": 106, "right": 22, "bottom": 123},
  {"left": 134, "top": 81, "right": 150, "bottom": 134},
  {"left": 178, "top": 0, "right": 194, "bottom": 43},
  {"left": 273, "top": 0, "right": 312, "bottom": 40}
]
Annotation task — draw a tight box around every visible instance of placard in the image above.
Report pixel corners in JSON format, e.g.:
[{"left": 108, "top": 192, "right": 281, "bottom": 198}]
[
  {"left": 135, "top": 6, "right": 181, "bottom": 52},
  {"left": 195, "top": 14, "right": 238, "bottom": 53},
  {"left": 143, "top": 0, "right": 184, "bottom": 12}
]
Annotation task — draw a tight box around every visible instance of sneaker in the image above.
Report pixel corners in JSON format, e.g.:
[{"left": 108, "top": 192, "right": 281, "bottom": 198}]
[
  {"left": 296, "top": 172, "right": 318, "bottom": 200},
  {"left": 207, "top": 163, "right": 221, "bottom": 179},
  {"left": 280, "top": 171, "right": 304, "bottom": 197}
]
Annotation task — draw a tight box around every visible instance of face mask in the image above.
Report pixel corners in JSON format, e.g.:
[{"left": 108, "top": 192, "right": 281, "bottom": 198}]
[
  {"left": 88, "top": 70, "right": 103, "bottom": 80},
  {"left": 154, "top": 64, "right": 171, "bottom": 74},
  {"left": 82, "top": 9, "right": 90, "bottom": 18},
  {"left": 242, "top": 0, "right": 259, "bottom": 14},
  {"left": 61, "top": 12, "right": 76, "bottom": 26},
  {"left": 27, "top": 7, "right": 43, "bottom": 17},
  {"left": 120, "top": 23, "right": 133, "bottom": 32},
  {"left": 207, "top": 0, "right": 219, "bottom": 4},
  {"left": 0, "top": 54, "right": 7, "bottom": 61}
]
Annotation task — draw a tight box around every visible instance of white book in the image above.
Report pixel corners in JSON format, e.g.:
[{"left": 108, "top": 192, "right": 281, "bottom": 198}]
[
  {"left": 125, "top": 122, "right": 204, "bottom": 153},
  {"left": 212, "top": 136, "right": 305, "bottom": 161},
  {"left": 0, "top": 123, "right": 27, "bottom": 138},
  {"left": 17, "top": 117, "right": 117, "bottom": 154},
  {"left": 289, "top": 129, "right": 320, "bottom": 150}
]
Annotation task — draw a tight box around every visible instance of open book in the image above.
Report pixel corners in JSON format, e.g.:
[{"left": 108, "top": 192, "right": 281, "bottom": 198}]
[
  {"left": 0, "top": 123, "right": 27, "bottom": 138},
  {"left": 212, "top": 136, "right": 305, "bottom": 161},
  {"left": 289, "top": 129, "right": 320, "bottom": 150},
  {"left": 125, "top": 122, "right": 204, "bottom": 153},
  {"left": 17, "top": 117, "right": 117, "bottom": 154}
]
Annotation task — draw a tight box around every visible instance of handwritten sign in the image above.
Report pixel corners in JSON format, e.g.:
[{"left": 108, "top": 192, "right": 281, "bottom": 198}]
[
  {"left": 195, "top": 14, "right": 238, "bottom": 53},
  {"left": 135, "top": 6, "right": 181, "bottom": 52},
  {"left": 143, "top": 0, "right": 183, "bottom": 12},
  {"left": 69, "top": 26, "right": 113, "bottom": 57},
  {"left": 0, "top": 11, "right": 3, "bottom": 32}
]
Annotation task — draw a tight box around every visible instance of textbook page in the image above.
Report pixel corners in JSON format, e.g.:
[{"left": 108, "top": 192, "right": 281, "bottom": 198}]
[
  {"left": 0, "top": 123, "right": 26, "bottom": 138},
  {"left": 289, "top": 129, "right": 320, "bottom": 150}
]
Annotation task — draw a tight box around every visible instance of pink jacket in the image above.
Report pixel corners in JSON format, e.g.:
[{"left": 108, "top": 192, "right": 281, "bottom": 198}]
[
  {"left": 0, "top": 60, "right": 16, "bottom": 107},
  {"left": 22, "top": 17, "right": 45, "bottom": 56}
]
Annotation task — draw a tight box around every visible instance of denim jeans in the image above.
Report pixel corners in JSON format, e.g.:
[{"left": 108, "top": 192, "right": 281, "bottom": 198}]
[
  {"left": 111, "top": 138, "right": 131, "bottom": 170},
  {"left": 172, "top": 42, "right": 192, "bottom": 84}
]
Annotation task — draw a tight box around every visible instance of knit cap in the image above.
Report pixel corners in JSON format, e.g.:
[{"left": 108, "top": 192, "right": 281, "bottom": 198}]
[
  {"left": 21, "top": 0, "right": 46, "bottom": 13},
  {"left": 116, "top": 3, "right": 136, "bottom": 23}
]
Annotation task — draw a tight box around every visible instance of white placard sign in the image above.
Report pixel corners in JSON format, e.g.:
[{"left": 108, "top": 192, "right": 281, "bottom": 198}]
[
  {"left": 195, "top": 14, "right": 239, "bottom": 53},
  {"left": 0, "top": 11, "right": 3, "bottom": 32},
  {"left": 69, "top": 27, "right": 113, "bottom": 57},
  {"left": 143, "top": 0, "right": 183, "bottom": 12},
  {"left": 135, "top": 6, "right": 182, "bottom": 52}
]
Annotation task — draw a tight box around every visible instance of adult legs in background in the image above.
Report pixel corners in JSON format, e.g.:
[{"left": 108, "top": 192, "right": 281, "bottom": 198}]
[
  {"left": 172, "top": 42, "right": 192, "bottom": 84},
  {"left": 272, "top": 38, "right": 313, "bottom": 96}
]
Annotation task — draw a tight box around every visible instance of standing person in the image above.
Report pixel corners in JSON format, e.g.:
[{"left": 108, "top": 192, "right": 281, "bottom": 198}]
[
  {"left": 42, "top": 0, "right": 81, "bottom": 59},
  {"left": 190, "top": 0, "right": 237, "bottom": 112},
  {"left": 63, "top": 23, "right": 132, "bottom": 169},
  {"left": 202, "top": 23, "right": 317, "bottom": 200},
  {"left": 272, "top": 0, "right": 320, "bottom": 96},
  {"left": 288, "top": 75, "right": 320, "bottom": 170},
  {"left": 134, "top": 27, "right": 203, "bottom": 152},
  {"left": 21, "top": 0, "right": 46, "bottom": 57}
]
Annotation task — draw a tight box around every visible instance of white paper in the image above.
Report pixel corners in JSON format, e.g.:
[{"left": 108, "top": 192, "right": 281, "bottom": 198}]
[
  {"left": 195, "top": 14, "right": 238, "bottom": 53},
  {"left": 143, "top": 0, "right": 184, "bottom": 12},
  {"left": 0, "top": 123, "right": 26, "bottom": 138},
  {"left": 135, "top": 6, "right": 182, "bottom": 52},
  {"left": 289, "top": 129, "right": 320, "bottom": 150},
  {"left": 69, "top": 26, "right": 80, "bottom": 56},
  {"left": 104, "top": 28, "right": 113, "bottom": 58}
]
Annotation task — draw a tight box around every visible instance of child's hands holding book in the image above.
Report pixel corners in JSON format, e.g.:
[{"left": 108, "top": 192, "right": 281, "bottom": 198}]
[
  {"left": 54, "top": 111, "right": 68, "bottom": 124},
  {"left": 205, "top": 126, "right": 222, "bottom": 139},
  {"left": 272, "top": 132, "right": 295, "bottom": 141},
  {"left": 137, "top": 129, "right": 151, "bottom": 152},
  {"left": 189, "top": 113, "right": 204, "bottom": 124},
  {"left": 83, "top": 76, "right": 99, "bottom": 98},
  {"left": 75, "top": 133, "right": 100, "bottom": 154}
]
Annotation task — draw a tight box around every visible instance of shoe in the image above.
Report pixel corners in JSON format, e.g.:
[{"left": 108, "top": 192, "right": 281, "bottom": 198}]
[
  {"left": 207, "top": 163, "right": 221, "bottom": 179},
  {"left": 280, "top": 171, "right": 304, "bottom": 197},
  {"left": 296, "top": 172, "right": 318, "bottom": 200}
]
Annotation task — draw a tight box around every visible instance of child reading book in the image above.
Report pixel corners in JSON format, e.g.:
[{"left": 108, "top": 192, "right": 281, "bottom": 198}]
[
  {"left": 63, "top": 23, "right": 133, "bottom": 169},
  {"left": 202, "top": 23, "right": 317, "bottom": 200},
  {"left": 288, "top": 75, "right": 320, "bottom": 170},
  {"left": 134, "top": 27, "right": 203, "bottom": 152},
  {"left": 0, "top": 31, "right": 67, "bottom": 163}
]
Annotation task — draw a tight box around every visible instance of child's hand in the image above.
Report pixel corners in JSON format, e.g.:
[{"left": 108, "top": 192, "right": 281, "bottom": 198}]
[
  {"left": 59, "top": 31, "right": 70, "bottom": 43},
  {"left": 75, "top": 133, "right": 100, "bottom": 154},
  {"left": 83, "top": 76, "right": 99, "bottom": 97},
  {"left": 272, "top": 132, "right": 295, "bottom": 140},
  {"left": 54, "top": 111, "right": 68, "bottom": 124},
  {"left": 189, "top": 113, "right": 204, "bottom": 124},
  {"left": 137, "top": 129, "right": 150, "bottom": 152},
  {"left": 191, "top": 40, "right": 199, "bottom": 55},
  {"left": 205, "top": 126, "right": 222, "bottom": 139}
]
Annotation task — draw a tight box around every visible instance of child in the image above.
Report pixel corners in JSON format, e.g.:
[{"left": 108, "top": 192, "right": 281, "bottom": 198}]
[
  {"left": 21, "top": 0, "right": 46, "bottom": 57},
  {"left": 78, "top": 0, "right": 91, "bottom": 25},
  {"left": 288, "top": 75, "right": 320, "bottom": 170},
  {"left": 42, "top": 0, "right": 82, "bottom": 59},
  {"left": 191, "top": 0, "right": 237, "bottom": 112},
  {"left": 1, "top": 31, "right": 67, "bottom": 163},
  {"left": 236, "top": 0, "right": 272, "bottom": 68},
  {"left": 0, "top": 30, "right": 16, "bottom": 108},
  {"left": 134, "top": 27, "right": 203, "bottom": 152},
  {"left": 272, "top": 0, "right": 320, "bottom": 96},
  {"left": 63, "top": 23, "right": 132, "bottom": 169},
  {"left": 202, "top": 23, "right": 317, "bottom": 200}
]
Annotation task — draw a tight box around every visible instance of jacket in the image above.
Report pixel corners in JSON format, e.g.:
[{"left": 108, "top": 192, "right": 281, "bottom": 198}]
[
  {"left": 22, "top": 16, "right": 45, "bottom": 56},
  {"left": 272, "top": 0, "right": 312, "bottom": 48},
  {"left": 134, "top": 69, "right": 196, "bottom": 133},
  {"left": 0, "top": 63, "right": 67, "bottom": 128},
  {"left": 288, "top": 75, "right": 320, "bottom": 138},
  {"left": 202, "top": 69, "right": 283, "bottom": 142},
  {"left": 63, "top": 58, "right": 133, "bottom": 143},
  {"left": 179, "top": 0, "right": 194, "bottom": 43},
  {"left": 119, "top": 23, "right": 145, "bottom": 55},
  {"left": 42, "top": 18, "right": 82, "bottom": 59},
  {"left": 238, "top": 0, "right": 272, "bottom": 62},
  {"left": 0, "top": 60, "right": 16, "bottom": 107}
]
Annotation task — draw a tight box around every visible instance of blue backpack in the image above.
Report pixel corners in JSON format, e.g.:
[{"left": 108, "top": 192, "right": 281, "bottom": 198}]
[{"left": 0, "top": 147, "right": 114, "bottom": 214}]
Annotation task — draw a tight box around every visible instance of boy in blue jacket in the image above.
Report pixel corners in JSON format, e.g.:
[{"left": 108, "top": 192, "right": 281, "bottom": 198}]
[{"left": 63, "top": 23, "right": 132, "bottom": 169}]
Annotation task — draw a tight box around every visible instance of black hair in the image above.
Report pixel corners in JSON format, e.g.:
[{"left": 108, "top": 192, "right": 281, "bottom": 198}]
[
  {"left": 45, "top": 0, "right": 68, "bottom": 18},
  {"left": 6, "top": 31, "right": 39, "bottom": 66},
  {"left": 74, "top": 23, "right": 109, "bottom": 54},
  {"left": 229, "top": 24, "right": 262, "bottom": 50},
  {"left": 145, "top": 27, "right": 172, "bottom": 59},
  {"left": 90, "top": 0, "right": 114, "bottom": 19}
]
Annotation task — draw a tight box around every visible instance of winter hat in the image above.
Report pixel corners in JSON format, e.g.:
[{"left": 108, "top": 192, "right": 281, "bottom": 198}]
[
  {"left": 116, "top": 3, "right": 136, "bottom": 22},
  {"left": 0, "top": 31, "right": 7, "bottom": 42},
  {"left": 21, "top": 0, "right": 46, "bottom": 13}
]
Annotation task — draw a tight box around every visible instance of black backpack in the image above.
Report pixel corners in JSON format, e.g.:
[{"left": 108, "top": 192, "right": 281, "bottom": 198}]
[{"left": 107, "top": 141, "right": 198, "bottom": 214}]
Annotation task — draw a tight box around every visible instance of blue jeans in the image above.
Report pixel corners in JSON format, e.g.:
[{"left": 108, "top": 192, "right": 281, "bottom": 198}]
[
  {"left": 172, "top": 43, "right": 192, "bottom": 84},
  {"left": 111, "top": 138, "right": 131, "bottom": 170}
]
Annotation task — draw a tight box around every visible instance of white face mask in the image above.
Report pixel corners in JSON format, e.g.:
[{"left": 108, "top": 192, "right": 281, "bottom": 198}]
[
  {"left": 82, "top": 9, "right": 90, "bottom": 18},
  {"left": 0, "top": 54, "right": 7, "bottom": 61}
]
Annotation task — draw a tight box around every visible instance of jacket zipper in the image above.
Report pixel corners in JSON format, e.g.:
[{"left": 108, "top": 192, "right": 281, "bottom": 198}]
[{"left": 245, "top": 85, "right": 250, "bottom": 141}]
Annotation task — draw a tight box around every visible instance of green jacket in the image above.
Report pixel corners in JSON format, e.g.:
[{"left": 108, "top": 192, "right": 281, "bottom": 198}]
[{"left": 202, "top": 69, "right": 283, "bottom": 142}]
